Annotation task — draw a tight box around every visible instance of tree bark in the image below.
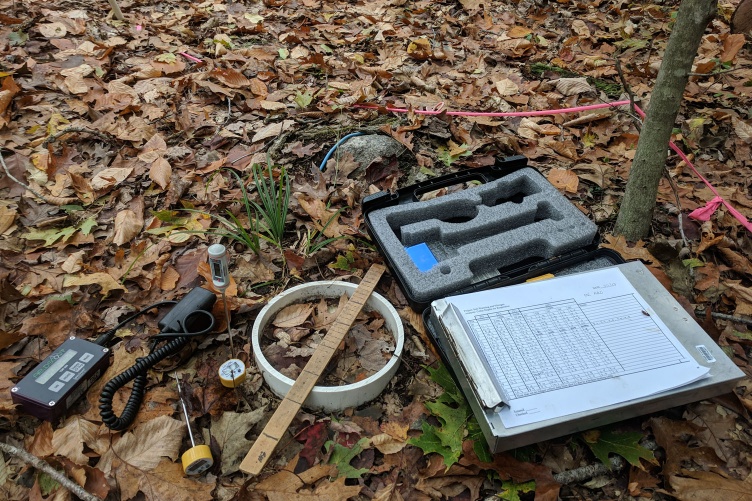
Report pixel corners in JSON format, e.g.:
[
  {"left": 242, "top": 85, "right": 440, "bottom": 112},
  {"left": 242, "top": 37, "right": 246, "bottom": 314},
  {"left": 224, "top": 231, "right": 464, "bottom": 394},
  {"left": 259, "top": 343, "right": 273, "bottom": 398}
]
[{"left": 613, "top": 0, "right": 716, "bottom": 240}]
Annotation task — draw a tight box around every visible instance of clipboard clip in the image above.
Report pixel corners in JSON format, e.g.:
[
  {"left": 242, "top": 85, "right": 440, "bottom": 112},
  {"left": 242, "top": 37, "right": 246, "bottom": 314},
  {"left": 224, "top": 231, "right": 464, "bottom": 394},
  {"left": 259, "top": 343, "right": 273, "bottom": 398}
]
[{"left": 433, "top": 300, "right": 509, "bottom": 412}]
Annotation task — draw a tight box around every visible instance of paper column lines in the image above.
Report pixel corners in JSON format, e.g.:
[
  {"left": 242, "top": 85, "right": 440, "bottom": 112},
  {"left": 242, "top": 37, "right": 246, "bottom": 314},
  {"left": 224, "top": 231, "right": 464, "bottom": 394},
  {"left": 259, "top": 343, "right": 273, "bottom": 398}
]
[
  {"left": 579, "top": 294, "right": 688, "bottom": 370},
  {"left": 466, "top": 317, "right": 519, "bottom": 399},
  {"left": 509, "top": 311, "right": 565, "bottom": 387},
  {"left": 516, "top": 303, "right": 619, "bottom": 386}
]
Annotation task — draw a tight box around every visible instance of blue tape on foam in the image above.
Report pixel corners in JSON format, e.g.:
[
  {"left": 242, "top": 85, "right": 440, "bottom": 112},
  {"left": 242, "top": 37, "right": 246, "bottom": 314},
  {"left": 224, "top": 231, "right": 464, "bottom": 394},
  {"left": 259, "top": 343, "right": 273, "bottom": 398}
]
[{"left": 405, "top": 243, "right": 438, "bottom": 272}]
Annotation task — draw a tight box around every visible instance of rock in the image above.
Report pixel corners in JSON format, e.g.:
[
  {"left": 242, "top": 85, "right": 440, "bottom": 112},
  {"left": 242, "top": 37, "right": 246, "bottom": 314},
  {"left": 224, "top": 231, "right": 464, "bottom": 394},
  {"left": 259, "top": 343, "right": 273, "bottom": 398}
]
[{"left": 335, "top": 134, "right": 408, "bottom": 174}]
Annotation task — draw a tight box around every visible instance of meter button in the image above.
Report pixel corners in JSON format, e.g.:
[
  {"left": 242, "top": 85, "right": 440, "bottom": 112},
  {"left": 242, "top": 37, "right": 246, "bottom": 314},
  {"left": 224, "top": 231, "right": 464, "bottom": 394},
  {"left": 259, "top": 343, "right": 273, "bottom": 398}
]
[
  {"left": 49, "top": 381, "right": 65, "bottom": 392},
  {"left": 59, "top": 371, "right": 75, "bottom": 382},
  {"left": 69, "top": 362, "right": 85, "bottom": 372},
  {"left": 79, "top": 353, "right": 94, "bottom": 363}
]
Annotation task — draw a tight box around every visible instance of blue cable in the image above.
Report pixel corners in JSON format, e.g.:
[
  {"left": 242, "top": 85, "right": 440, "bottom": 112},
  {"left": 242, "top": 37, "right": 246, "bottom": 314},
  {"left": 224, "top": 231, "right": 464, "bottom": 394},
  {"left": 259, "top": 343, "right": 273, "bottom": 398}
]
[{"left": 318, "top": 132, "right": 364, "bottom": 171}]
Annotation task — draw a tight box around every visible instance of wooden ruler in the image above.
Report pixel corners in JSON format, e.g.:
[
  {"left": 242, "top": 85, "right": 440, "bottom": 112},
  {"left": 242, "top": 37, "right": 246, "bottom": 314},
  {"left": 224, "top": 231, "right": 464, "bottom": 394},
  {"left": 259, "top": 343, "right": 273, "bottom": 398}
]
[{"left": 239, "top": 264, "right": 386, "bottom": 475}]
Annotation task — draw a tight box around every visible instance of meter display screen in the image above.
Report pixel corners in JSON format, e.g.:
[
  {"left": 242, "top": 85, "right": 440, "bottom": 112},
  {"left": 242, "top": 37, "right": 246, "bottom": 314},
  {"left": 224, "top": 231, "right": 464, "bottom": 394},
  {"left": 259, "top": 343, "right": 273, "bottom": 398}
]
[
  {"left": 33, "top": 349, "right": 77, "bottom": 384},
  {"left": 211, "top": 261, "right": 223, "bottom": 280}
]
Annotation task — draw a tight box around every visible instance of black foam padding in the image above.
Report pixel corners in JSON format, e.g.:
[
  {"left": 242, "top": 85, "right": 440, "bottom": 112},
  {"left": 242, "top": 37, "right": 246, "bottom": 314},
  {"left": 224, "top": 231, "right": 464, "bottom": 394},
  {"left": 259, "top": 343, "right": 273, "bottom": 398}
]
[{"left": 367, "top": 168, "right": 597, "bottom": 305}]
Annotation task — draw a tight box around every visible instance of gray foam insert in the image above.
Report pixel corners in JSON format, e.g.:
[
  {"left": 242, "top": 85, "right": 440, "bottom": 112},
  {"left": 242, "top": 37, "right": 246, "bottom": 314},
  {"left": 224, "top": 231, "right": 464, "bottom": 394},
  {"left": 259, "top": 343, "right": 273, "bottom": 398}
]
[{"left": 368, "top": 167, "right": 598, "bottom": 304}]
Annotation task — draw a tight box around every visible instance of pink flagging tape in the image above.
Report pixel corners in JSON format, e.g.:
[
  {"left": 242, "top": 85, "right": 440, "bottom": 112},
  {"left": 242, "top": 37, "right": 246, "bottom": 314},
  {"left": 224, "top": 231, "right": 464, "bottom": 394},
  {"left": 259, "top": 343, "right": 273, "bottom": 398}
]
[{"left": 354, "top": 100, "right": 750, "bottom": 232}]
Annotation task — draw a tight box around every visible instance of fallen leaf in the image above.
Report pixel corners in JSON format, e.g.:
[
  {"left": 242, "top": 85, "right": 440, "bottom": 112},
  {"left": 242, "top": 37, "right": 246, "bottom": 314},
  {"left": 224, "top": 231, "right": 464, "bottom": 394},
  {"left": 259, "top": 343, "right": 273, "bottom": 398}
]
[
  {"left": 407, "top": 38, "right": 432, "bottom": 60},
  {"left": 39, "top": 22, "right": 68, "bottom": 38},
  {"left": 63, "top": 272, "right": 126, "bottom": 296},
  {"left": 600, "top": 234, "right": 656, "bottom": 263},
  {"left": 211, "top": 68, "right": 252, "bottom": 89},
  {"left": 495, "top": 78, "right": 520, "bottom": 96},
  {"left": 160, "top": 266, "right": 180, "bottom": 290},
  {"left": 114, "top": 459, "right": 214, "bottom": 501},
  {"left": 149, "top": 157, "right": 172, "bottom": 189},
  {"left": 371, "top": 433, "right": 407, "bottom": 455},
  {"left": 52, "top": 415, "right": 107, "bottom": 465},
  {"left": 26, "top": 421, "right": 54, "bottom": 458},
  {"left": 668, "top": 469, "right": 752, "bottom": 501},
  {"left": 732, "top": 117, "right": 752, "bottom": 144},
  {"left": 273, "top": 302, "right": 314, "bottom": 328},
  {"left": 0, "top": 76, "right": 20, "bottom": 128},
  {"left": 90, "top": 167, "right": 133, "bottom": 192},
  {"left": 721, "top": 34, "right": 746, "bottom": 63},
  {"left": 581, "top": 429, "right": 657, "bottom": 469},
  {"left": 209, "top": 408, "right": 265, "bottom": 475},
  {"left": 112, "top": 209, "right": 144, "bottom": 246},
  {"left": 0, "top": 203, "right": 16, "bottom": 233},
  {"left": 252, "top": 120, "right": 294, "bottom": 142},
  {"left": 556, "top": 77, "right": 593, "bottom": 95},
  {"left": 97, "top": 415, "right": 184, "bottom": 474},
  {"left": 547, "top": 168, "right": 579, "bottom": 193}
]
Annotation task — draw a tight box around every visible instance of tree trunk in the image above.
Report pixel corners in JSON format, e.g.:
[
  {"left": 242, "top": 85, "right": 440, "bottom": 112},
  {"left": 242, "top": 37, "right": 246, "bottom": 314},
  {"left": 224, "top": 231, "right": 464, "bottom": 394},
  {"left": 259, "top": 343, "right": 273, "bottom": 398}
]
[{"left": 613, "top": 0, "right": 716, "bottom": 240}]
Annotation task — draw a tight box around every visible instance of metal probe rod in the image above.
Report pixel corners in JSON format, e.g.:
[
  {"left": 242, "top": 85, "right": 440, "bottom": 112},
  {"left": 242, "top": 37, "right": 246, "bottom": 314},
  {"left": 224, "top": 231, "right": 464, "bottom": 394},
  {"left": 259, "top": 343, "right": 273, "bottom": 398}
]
[{"left": 175, "top": 373, "right": 196, "bottom": 448}]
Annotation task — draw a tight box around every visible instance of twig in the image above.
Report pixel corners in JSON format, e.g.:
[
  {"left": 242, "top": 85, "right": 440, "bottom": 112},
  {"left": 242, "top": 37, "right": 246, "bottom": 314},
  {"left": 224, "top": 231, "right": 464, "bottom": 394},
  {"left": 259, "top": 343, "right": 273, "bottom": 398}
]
[
  {"left": 0, "top": 149, "right": 51, "bottom": 204},
  {"left": 42, "top": 127, "right": 119, "bottom": 148},
  {"left": 552, "top": 455, "right": 626, "bottom": 485},
  {"left": 688, "top": 66, "right": 749, "bottom": 77},
  {"left": 15, "top": 15, "right": 42, "bottom": 33},
  {"left": 614, "top": 52, "right": 643, "bottom": 127},
  {"left": 695, "top": 309, "right": 752, "bottom": 327},
  {"left": 662, "top": 166, "right": 690, "bottom": 249},
  {"left": 0, "top": 441, "right": 101, "bottom": 501}
]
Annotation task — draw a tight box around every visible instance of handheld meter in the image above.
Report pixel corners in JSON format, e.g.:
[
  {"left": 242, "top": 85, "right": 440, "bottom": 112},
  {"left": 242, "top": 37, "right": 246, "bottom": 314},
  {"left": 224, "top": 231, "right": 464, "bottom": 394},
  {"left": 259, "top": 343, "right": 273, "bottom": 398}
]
[{"left": 11, "top": 337, "right": 110, "bottom": 422}]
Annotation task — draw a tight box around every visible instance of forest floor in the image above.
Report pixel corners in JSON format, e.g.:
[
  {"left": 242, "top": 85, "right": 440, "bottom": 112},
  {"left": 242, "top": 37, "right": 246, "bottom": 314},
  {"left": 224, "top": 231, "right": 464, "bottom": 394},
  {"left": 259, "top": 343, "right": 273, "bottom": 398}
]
[{"left": 1, "top": 0, "right": 752, "bottom": 500}]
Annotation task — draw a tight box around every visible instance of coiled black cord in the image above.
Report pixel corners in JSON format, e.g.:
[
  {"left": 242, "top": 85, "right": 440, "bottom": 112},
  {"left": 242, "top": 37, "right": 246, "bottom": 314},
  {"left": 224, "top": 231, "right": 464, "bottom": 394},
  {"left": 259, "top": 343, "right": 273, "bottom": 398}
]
[
  {"left": 99, "top": 335, "right": 191, "bottom": 431},
  {"left": 98, "top": 297, "right": 215, "bottom": 431}
]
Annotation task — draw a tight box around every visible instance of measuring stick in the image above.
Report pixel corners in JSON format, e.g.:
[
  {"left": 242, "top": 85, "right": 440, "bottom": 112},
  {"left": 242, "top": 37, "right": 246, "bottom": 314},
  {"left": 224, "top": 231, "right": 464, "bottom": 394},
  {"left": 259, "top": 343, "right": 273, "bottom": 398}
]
[{"left": 239, "top": 264, "right": 386, "bottom": 475}]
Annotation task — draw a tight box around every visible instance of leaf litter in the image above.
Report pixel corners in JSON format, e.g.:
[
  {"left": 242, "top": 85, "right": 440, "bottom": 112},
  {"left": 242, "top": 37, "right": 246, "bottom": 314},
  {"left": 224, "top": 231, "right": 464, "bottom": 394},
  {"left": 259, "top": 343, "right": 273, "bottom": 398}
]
[
  {"left": 0, "top": 0, "right": 751, "bottom": 500},
  {"left": 262, "top": 295, "right": 395, "bottom": 385}
]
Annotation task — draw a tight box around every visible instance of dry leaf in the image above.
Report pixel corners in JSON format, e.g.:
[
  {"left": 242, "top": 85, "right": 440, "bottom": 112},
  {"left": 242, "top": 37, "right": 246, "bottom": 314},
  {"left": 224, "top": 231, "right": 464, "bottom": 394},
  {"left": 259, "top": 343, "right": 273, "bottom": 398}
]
[
  {"left": 407, "top": 38, "right": 432, "bottom": 60},
  {"left": 211, "top": 68, "right": 252, "bottom": 89},
  {"left": 160, "top": 266, "right": 180, "bottom": 290},
  {"left": 252, "top": 120, "right": 294, "bottom": 142},
  {"left": 208, "top": 408, "right": 265, "bottom": 475},
  {"left": 249, "top": 77, "right": 268, "bottom": 97},
  {"left": 669, "top": 470, "right": 752, "bottom": 501},
  {"left": 39, "top": 22, "right": 68, "bottom": 38},
  {"left": 507, "top": 26, "right": 532, "bottom": 38},
  {"left": 600, "top": 234, "right": 656, "bottom": 263},
  {"left": 90, "top": 167, "right": 133, "bottom": 191},
  {"left": 112, "top": 209, "right": 143, "bottom": 246},
  {"left": 114, "top": 459, "right": 214, "bottom": 501},
  {"left": 547, "top": 168, "right": 579, "bottom": 193},
  {"left": 371, "top": 433, "right": 408, "bottom": 454},
  {"left": 26, "top": 421, "right": 54, "bottom": 457},
  {"left": 571, "top": 19, "right": 590, "bottom": 37},
  {"left": 138, "top": 134, "right": 168, "bottom": 163},
  {"left": 732, "top": 117, "right": 752, "bottom": 143},
  {"left": 52, "top": 415, "right": 107, "bottom": 465},
  {"left": 0, "top": 204, "right": 16, "bottom": 234},
  {"left": 97, "top": 415, "right": 184, "bottom": 475},
  {"left": 0, "top": 76, "right": 20, "bottom": 128},
  {"left": 495, "top": 78, "right": 520, "bottom": 96},
  {"left": 273, "top": 302, "right": 314, "bottom": 328},
  {"left": 555, "top": 77, "right": 593, "bottom": 95},
  {"left": 63, "top": 272, "right": 126, "bottom": 296},
  {"left": 721, "top": 34, "right": 746, "bottom": 63},
  {"left": 149, "top": 157, "right": 172, "bottom": 189}
]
